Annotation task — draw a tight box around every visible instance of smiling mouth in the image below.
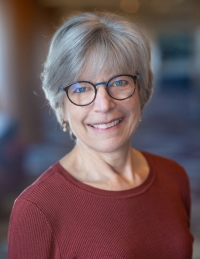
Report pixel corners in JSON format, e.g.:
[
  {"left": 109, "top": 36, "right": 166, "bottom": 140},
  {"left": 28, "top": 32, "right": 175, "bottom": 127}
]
[{"left": 89, "top": 118, "right": 123, "bottom": 130}]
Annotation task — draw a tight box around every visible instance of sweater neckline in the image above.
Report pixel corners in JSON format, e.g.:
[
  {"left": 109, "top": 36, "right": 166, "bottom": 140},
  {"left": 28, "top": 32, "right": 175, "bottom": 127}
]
[{"left": 54, "top": 151, "right": 156, "bottom": 198}]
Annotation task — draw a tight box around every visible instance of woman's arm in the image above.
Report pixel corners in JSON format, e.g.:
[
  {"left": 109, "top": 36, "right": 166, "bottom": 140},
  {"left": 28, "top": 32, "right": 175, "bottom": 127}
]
[{"left": 8, "top": 198, "right": 60, "bottom": 259}]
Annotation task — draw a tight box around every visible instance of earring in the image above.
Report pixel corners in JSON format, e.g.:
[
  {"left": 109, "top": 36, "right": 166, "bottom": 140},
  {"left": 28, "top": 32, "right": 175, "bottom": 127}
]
[
  {"left": 62, "top": 120, "right": 68, "bottom": 132},
  {"left": 139, "top": 117, "right": 142, "bottom": 122}
]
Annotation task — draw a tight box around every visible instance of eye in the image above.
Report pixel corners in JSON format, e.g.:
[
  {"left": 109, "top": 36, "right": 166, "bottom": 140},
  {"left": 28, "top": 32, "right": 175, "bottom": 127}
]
[
  {"left": 113, "top": 80, "right": 127, "bottom": 87},
  {"left": 74, "top": 87, "right": 87, "bottom": 93},
  {"left": 69, "top": 82, "right": 94, "bottom": 95}
]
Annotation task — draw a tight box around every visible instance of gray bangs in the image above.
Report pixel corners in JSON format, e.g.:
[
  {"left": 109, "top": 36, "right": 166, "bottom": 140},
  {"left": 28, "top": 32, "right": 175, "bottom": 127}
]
[{"left": 71, "top": 34, "right": 138, "bottom": 82}]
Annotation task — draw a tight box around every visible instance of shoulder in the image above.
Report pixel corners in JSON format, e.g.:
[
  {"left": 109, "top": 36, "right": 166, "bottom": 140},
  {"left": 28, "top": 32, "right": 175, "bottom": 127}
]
[
  {"left": 141, "top": 150, "right": 190, "bottom": 188},
  {"left": 141, "top": 150, "right": 191, "bottom": 213},
  {"left": 141, "top": 150, "right": 187, "bottom": 177},
  {"left": 19, "top": 163, "right": 60, "bottom": 198},
  {"left": 14, "top": 163, "right": 69, "bottom": 214}
]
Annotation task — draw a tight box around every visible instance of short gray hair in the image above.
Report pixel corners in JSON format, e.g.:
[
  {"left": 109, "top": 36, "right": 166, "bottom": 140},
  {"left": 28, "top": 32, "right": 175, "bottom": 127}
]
[{"left": 41, "top": 12, "right": 153, "bottom": 124}]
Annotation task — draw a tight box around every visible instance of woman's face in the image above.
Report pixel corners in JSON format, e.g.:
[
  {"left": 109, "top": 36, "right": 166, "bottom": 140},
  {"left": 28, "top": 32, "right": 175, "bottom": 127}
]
[{"left": 63, "top": 71, "right": 141, "bottom": 154}]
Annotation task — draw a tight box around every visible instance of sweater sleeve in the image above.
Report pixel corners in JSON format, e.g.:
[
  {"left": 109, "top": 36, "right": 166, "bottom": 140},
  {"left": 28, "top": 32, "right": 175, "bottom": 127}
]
[{"left": 8, "top": 198, "right": 60, "bottom": 259}]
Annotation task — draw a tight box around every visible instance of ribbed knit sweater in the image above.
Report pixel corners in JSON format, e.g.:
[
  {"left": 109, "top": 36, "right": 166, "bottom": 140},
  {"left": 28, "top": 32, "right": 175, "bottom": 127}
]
[{"left": 8, "top": 151, "right": 193, "bottom": 259}]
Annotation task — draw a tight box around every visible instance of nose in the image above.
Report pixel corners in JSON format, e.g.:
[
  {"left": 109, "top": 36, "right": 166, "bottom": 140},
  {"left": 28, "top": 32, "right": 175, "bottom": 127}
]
[{"left": 93, "top": 85, "right": 116, "bottom": 113}]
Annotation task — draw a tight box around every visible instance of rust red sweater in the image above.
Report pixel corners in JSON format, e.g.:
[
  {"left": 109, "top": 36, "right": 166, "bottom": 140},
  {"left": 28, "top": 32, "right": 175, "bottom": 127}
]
[{"left": 8, "top": 152, "right": 193, "bottom": 258}]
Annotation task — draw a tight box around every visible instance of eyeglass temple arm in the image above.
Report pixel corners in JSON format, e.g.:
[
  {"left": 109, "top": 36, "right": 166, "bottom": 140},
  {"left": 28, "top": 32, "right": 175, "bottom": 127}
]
[{"left": 60, "top": 86, "right": 65, "bottom": 91}]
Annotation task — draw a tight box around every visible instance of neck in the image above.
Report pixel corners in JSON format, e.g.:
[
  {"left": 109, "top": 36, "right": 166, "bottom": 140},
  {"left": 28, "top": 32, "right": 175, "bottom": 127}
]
[
  {"left": 77, "top": 140, "right": 133, "bottom": 173},
  {"left": 61, "top": 140, "right": 142, "bottom": 184}
]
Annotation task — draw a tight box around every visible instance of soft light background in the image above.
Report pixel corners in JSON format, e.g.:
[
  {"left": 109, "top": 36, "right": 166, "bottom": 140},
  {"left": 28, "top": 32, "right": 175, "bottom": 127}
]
[{"left": 0, "top": 0, "right": 199, "bottom": 258}]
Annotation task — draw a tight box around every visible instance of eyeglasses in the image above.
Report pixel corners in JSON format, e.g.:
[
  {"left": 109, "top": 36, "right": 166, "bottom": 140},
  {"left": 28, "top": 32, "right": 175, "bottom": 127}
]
[{"left": 60, "top": 74, "right": 140, "bottom": 106}]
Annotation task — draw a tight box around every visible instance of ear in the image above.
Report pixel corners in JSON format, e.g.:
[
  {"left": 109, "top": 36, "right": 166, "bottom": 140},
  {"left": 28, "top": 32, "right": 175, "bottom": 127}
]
[
  {"left": 62, "top": 114, "right": 68, "bottom": 123},
  {"left": 60, "top": 102, "right": 68, "bottom": 122}
]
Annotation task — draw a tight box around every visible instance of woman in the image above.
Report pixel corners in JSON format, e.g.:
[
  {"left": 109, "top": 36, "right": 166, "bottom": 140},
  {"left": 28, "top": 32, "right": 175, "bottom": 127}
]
[{"left": 8, "top": 12, "right": 193, "bottom": 258}]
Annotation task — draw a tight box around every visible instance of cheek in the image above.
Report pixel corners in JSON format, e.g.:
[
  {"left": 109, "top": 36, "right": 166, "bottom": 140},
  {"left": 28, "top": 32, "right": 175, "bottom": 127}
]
[
  {"left": 63, "top": 99, "right": 78, "bottom": 122},
  {"left": 127, "top": 93, "right": 141, "bottom": 117},
  {"left": 63, "top": 100, "right": 89, "bottom": 128}
]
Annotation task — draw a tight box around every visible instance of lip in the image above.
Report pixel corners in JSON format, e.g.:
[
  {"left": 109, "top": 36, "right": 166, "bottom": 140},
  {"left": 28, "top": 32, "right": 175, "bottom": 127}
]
[{"left": 87, "top": 117, "right": 124, "bottom": 131}]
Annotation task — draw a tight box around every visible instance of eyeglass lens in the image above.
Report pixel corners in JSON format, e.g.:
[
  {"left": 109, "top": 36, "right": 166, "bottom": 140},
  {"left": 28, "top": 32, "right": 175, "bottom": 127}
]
[
  {"left": 67, "top": 75, "right": 136, "bottom": 106},
  {"left": 68, "top": 82, "right": 95, "bottom": 106},
  {"left": 107, "top": 75, "right": 135, "bottom": 100}
]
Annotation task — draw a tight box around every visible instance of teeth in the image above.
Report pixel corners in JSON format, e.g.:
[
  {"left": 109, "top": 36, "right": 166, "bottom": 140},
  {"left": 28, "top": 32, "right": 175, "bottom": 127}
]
[{"left": 91, "top": 119, "right": 121, "bottom": 129}]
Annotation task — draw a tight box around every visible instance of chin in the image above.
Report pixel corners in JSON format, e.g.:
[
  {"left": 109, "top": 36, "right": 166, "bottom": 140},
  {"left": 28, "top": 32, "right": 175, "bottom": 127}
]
[{"left": 82, "top": 137, "right": 130, "bottom": 154}]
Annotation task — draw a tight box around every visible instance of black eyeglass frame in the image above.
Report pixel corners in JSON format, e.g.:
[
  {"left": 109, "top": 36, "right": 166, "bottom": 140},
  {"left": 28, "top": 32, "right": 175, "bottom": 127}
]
[{"left": 60, "top": 74, "right": 140, "bottom": 106}]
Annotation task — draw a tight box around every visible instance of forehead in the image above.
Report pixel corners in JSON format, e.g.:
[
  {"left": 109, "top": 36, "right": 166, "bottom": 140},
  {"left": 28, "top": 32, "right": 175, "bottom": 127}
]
[{"left": 79, "top": 66, "right": 116, "bottom": 82}]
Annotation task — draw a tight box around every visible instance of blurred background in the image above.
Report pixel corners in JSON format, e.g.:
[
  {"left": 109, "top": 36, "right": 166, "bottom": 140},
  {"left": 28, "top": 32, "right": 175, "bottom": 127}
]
[{"left": 0, "top": 0, "right": 199, "bottom": 258}]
